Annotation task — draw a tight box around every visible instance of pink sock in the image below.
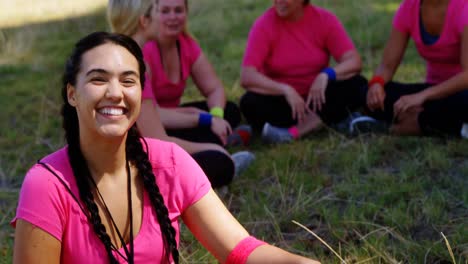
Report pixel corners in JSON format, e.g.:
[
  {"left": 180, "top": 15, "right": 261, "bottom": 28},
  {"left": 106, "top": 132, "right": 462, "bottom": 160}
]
[{"left": 288, "top": 126, "right": 299, "bottom": 139}]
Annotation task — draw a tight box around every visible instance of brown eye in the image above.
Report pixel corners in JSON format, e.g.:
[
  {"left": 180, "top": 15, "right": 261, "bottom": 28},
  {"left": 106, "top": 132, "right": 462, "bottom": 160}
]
[
  {"left": 90, "top": 77, "right": 106, "bottom": 85},
  {"left": 122, "top": 79, "right": 137, "bottom": 87}
]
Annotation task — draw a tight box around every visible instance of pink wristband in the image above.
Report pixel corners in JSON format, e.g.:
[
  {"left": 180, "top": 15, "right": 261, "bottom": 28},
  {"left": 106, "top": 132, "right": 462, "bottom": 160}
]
[
  {"left": 288, "top": 126, "right": 300, "bottom": 139},
  {"left": 225, "top": 236, "right": 267, "bottom": 264}
]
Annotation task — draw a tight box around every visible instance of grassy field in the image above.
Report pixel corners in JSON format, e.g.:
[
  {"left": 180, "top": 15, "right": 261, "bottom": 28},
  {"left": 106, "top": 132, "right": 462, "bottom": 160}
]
[{"left": 1, "top": 0, "right": 467, "bottom": 263}]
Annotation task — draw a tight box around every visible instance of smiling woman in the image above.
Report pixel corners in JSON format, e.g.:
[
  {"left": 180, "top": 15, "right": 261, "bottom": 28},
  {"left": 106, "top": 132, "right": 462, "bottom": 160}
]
[
  {"left": 67, "top": 44, "right": 142, "bottom": 140},
  {"left": 11, "top": 31, "right": 320, "bottom": 264}
]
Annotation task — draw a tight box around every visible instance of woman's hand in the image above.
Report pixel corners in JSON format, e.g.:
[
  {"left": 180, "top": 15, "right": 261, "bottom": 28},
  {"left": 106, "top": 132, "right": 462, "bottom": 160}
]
[
  {"left": 283, "top": 84, "right": 307, "bottom": 122},
  {"left": 393, "top": 92, "right": 426, "bottom": 120},
  {"left": 306, "top": 72, "right": 328, "bottom": 112},
  {"left": 211, "top": 117, "right": 232, "bottom": 145},
  {"left": 367, "top": 83, "right": 386, "bottom": 111}
]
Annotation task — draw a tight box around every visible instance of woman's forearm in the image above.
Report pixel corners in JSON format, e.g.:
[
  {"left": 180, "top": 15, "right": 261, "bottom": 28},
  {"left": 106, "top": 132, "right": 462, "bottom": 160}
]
[
  {"left": 240, "top": 67, "right": 290, "bottom": 96},
  {"left": 373, "top": 28, "right": 410, "bottom": 82},
  {"left": 205, "top": 85, "right": 227, "bottom": 109},
  {"left": 158, "top": 107, "right": 199, "bottom": 129},
  {"left": 333, "top": 50, "right": 362, "bottom": 80},
  {"left": 421, "top": 70, "right": 468, "bottom": 101},
  {"left": 246, "top": 244, "right": 320, "bottom": 264}
]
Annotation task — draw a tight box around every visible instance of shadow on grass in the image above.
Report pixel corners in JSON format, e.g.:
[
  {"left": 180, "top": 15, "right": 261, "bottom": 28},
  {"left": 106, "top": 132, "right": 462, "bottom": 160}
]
[{"left": 0, "top": 9, "right": 108, "bottom": 261}]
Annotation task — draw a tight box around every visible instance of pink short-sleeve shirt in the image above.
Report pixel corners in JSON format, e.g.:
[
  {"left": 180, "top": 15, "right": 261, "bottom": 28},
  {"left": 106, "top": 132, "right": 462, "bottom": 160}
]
[
  {"left": 393, "top": 0, "right": 468, "bottom": 84},
  {"left": 12, "top": 138, "right": 211, "bottom": 263},
  {"left": 242, "top": 5, "right": 356, "bottom": 96},
  {"left": 142, "top": 34, "right": 202, "bottom": 107}
]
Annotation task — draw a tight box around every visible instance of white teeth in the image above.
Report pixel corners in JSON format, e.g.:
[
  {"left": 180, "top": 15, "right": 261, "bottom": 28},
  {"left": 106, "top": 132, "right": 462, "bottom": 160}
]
[{"left": 99, "top": 108, "right": 124, "bottom": 116}]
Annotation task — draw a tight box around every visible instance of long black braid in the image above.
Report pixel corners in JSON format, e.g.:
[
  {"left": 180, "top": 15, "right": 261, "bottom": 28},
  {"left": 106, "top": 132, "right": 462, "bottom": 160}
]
[
  {"left": 127, "top": 126, "right": 179, "bottom": 263},
  {"left": 62, "top": 102, "right": 119, "bottom": 263},
  {"left": 61, "top": 32, "right": 178, "bottom": 263}
]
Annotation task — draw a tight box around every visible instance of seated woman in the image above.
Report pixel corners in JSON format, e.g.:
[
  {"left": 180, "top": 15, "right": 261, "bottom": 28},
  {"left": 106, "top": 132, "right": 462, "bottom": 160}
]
[
  {"left": 11, "top": 32, "right": 320, "bottom": 264},
  {"left": 143, "top": 0, "right": 247, "bottom": 147},
  {"left": 240, "top": 0, "right": 367, "bottom": 143},
  {"left": 366, "top": 0, "right": 468, "bottom": 136},
  {"left": 108, "top": 0, "right": 254, "bottom": 187}
]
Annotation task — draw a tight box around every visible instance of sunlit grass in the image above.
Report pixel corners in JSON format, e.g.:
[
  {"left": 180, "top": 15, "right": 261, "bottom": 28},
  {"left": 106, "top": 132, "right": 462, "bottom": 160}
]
[{"left": 0, "top": 0, "right": 107, "bottom": 28}]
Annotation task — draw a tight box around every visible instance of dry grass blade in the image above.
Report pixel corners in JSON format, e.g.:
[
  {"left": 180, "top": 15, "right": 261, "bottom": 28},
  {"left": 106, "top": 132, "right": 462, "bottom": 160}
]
[
  {"left": 441, "top": 232, "right": 456, "bottom": 264},
  {"left": 292, "top": 220, "right": 347, "bottom": 264},
  {"left": 353, "top": 229, "right": 400, "bottom": 264}
]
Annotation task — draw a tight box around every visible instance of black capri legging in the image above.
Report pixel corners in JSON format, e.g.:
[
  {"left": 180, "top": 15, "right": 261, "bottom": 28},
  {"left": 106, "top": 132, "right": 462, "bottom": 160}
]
[
  {"left": 240, "top": 75, "right": 368, "bottom": 133},
  {"left": 367, "top": 81, "right": 468, "bottom": 136},
  {"left": 192, "top": 150, "right": 234, "bottom": 188},
  {"left": 166, "top": 100, "right": 241, "bottom": 145}
]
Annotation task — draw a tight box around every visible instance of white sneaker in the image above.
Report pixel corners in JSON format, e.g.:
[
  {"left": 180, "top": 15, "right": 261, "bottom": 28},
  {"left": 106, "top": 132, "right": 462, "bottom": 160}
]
[
  {"left": 349, "top": 115, "right": 388, "bottom": 135},
  {"left": 461, "top": 123, "right": 468, "bottom": 138}
]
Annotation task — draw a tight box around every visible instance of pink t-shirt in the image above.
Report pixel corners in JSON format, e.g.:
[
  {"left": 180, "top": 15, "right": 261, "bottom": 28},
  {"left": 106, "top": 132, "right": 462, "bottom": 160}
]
[
  {"left": 393, "top": 0, "right": 468, "bottom": 84},
  {"left": 12, "top": 138, "right": 211, "bottom": 263},
  {"left": 242, "top": 5, "right": 355, "bottom": 96},
  {"left": 142, "top": 34, "right": 202, "bottom": 108}
]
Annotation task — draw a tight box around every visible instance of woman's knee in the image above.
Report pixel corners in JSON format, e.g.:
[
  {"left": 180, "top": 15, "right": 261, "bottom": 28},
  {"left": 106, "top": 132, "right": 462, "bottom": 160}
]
[{"left": 191, "top": 150, "right": 234, "bottom": 188}]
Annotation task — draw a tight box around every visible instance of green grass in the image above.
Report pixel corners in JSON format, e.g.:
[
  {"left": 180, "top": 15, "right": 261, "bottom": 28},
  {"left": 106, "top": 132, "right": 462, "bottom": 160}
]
[{"left": 1, "top": 0, "right": 467, "bottom": 263}]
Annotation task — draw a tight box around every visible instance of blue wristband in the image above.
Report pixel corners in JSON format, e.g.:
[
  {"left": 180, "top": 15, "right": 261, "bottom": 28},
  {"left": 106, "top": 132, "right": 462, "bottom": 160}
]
[
  {"left": 198, "top": 113, "right": 212, "bottom": 127},
  {"left": 321, "top": 67, "right": 336, "bottom": 82}
]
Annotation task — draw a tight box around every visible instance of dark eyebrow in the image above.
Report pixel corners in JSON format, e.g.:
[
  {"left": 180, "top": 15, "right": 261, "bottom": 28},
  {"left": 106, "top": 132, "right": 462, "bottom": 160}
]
[
  {"left": 86, "top": 69, "right": 108, "bottom": 76},
  {"left": 121, "top": 71, "right": 140, "bottom": 78},
  {"left": 85, "top": 69, "right": 139, "bottom": 77}
]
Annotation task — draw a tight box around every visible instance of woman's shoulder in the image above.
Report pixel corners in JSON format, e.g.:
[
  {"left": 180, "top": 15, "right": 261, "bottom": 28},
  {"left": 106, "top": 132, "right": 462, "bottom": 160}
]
[
  {"left": 395, "top": 0, "right": 419, "bottom": 14},
  {"left": 26, "top": 146, "right": 75, "bottom": 189},
  {"left": 177, "top": 33, "right": 202, "bottom": 62},
  {"left": 141, "top": 137, "right": 188, "bottom": 168},
  {"left": 451, "top": 0, "right": 468, "bottom": 18},
  {"left": 253, "top": 7, "right": 277, "bottom": 26},
  {"left": 40, "top": 146, "right": 70, "bottom": 168},
  {"left": 142, "top": 40, "right": 160, "bottom": 59},
  {"left": 306, "top": 5, "right": 340, "bottom": 22},
  {"left": 178, "top": 33, "right": 200, "bottom": 49}
]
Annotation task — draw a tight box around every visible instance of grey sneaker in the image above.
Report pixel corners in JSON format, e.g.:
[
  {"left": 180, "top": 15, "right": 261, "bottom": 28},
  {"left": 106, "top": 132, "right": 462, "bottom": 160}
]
[
  {"left": 231, "top": 151, "right": 255, "bottom": 178},
  {"left": 261, "top": 123, "right": 293, "bottom": 144},
  {"left": 461, "top": 123, "right": 468, "bottom": 138}
]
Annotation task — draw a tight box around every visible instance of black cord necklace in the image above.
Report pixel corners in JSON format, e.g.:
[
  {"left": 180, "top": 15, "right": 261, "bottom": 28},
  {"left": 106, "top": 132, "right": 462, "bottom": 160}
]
[{"left": 89, "top": 157, "right": 135, "bottom": 264}]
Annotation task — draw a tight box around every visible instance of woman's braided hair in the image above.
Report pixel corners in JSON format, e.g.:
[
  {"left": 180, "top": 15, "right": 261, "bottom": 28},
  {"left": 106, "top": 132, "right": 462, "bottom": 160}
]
[{"left": 61, "top": 31, "right": 179, "bottom": 263}]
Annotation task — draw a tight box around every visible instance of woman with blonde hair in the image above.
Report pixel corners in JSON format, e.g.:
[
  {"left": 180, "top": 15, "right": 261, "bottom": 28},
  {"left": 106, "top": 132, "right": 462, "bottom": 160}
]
[
  {"left": 108, "top": 0, "right": 254, "bottom": 188},
  {"left": 142, "top": 0, "right": 251, "bottom": 147}
]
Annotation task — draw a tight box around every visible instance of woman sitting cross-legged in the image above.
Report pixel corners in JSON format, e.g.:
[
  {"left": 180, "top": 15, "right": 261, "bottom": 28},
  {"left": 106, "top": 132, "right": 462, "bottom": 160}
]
[
  {"left": 11, "top": 32, "right": 320, "bottom": 264},
  {"left": 143, "top": 0, "right": 251, "bottom": 147},
  {"left": 240, "top": 0, "right": 368, "bottom": 143},
  {"left": 108, "top": 0, "right": 254, "bottom": 188},
  {"left": 366, "top": 0, "right": 468, "bottom": 136}
]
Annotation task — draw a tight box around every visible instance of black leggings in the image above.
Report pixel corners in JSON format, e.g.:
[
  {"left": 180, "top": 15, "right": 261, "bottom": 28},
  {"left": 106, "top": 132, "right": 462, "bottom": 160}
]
[
  {"left": 240, "top": 75, "right": 368, "bottom": 133},
  {"left": 166, "top": 101, "right": 241, "bottom": 145},
  {"left": 367, "top": 81, "right": 468, "bottom": 135},
  {"left": 192, "top": 150, "right": 234, "bottom": 188}
]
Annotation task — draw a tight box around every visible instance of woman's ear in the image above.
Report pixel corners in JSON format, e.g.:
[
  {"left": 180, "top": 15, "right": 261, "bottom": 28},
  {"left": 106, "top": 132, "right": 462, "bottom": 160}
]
[
  {"left": 139, "top": 15, "right": 150, "bottom": 30},
  {"left": 67, "top": 83, "right": 77, "bottom": 107}
]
